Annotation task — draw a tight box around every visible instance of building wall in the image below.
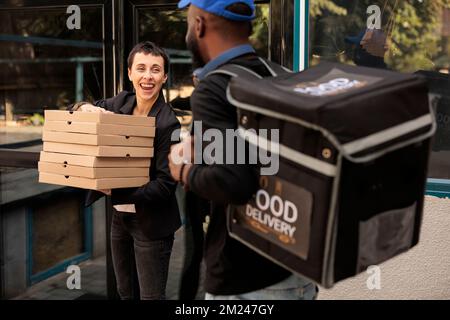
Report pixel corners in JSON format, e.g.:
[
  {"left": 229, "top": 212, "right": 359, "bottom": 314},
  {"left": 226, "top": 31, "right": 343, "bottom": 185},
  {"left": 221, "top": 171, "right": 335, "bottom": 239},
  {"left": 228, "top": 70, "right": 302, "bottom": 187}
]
[
  {"left": 318, "top": 196, "right": 450, "bottom": 300},
  {"left": 91, "top": 198, "right": 106, "bottom": 258},
  {"left": 2, "top": 197, "right": 106, "bottom": 299},
  {"left": 2, "top": 207, "right": 27, "bottom": 298}
]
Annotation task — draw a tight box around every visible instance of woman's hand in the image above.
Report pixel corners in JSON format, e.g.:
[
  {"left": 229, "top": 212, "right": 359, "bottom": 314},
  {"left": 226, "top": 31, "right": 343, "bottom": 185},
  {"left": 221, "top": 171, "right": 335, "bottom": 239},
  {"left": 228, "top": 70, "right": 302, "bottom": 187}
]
[{"left": 79, "top": 104, "right": 114, "bottom": 114}]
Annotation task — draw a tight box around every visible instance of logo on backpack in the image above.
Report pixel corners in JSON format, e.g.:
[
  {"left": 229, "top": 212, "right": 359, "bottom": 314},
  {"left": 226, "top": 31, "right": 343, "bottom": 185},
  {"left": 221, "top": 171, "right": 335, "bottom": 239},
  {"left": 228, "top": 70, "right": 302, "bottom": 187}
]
[
  {"left": 285, "top": 68, "right": 382, "bottom": 98},
  {"left": 233, "top": 176, "right": 313, "bottom": 260},
  {"left": 294, "top": 78, "right": 367, "bottom": 97}
]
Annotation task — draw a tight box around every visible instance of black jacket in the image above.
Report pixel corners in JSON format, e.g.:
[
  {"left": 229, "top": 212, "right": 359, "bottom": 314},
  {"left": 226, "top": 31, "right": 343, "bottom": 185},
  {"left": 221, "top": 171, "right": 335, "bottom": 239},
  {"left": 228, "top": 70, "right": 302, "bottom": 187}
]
[
  {"left": 187, "top": 55, "right": 291, "bottom": 295},
  {"left": 79, "top": 91, "right": 181, "bottom": 239}
]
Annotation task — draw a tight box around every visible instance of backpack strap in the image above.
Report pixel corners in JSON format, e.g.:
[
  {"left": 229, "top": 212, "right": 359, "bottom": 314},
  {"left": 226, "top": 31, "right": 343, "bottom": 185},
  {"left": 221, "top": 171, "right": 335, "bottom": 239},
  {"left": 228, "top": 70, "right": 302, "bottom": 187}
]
[
  {"left": 205, "top": 59, "right": 293, "bottom": 80},
  {"left": 257, "top": 57, "right": 293, "bottom": 76},
  {"left": 205, "top": 63, "right": 263, "bottom": 80}
]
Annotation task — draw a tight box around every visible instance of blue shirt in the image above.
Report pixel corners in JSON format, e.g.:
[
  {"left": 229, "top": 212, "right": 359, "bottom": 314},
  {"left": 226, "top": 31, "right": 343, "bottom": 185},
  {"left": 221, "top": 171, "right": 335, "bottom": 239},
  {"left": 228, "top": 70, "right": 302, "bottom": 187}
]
[{"left": 197, "top": 44, "right": 256, "bottom": 80}]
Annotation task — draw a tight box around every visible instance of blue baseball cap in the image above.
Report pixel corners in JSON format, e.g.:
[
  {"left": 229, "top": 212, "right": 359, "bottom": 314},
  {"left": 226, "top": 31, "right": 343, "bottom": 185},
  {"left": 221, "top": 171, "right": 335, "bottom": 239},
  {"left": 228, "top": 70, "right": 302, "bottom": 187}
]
[{"left": 178, "top": 0, "right": 256, "bottom": 21}]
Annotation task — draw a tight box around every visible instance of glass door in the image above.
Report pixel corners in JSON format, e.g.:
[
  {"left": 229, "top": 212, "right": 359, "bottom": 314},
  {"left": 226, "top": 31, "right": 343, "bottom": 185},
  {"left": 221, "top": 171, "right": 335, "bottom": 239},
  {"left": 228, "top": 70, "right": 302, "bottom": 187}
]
[{"left": 0, "top": 0, "right": 114, "bottom": 299}]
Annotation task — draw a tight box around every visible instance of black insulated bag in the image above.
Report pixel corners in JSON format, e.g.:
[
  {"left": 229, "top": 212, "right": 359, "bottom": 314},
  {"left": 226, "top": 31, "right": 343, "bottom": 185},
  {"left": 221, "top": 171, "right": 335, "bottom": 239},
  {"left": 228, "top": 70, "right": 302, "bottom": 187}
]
[{"left": 208, "top": 60, "right": 436, "bottom": 288}]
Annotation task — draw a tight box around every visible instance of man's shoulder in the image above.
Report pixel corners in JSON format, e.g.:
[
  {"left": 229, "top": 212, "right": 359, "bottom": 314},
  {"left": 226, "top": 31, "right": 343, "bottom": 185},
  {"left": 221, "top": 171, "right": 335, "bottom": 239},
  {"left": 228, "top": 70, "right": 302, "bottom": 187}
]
[
  {"left": 191, "top": 55, "right": 270, "bottom": 110},
  {"left": 191, "top": 73, "right": 229, "bottom": 105},
  {"left": 197, "top": 55, "right": 270, "bottom": 89},
  {"left": 227, "top": 55, "right": 271, "bottom": 76},
  {"left": 196, "top": 72, "right": 230, "bottom": 92}
]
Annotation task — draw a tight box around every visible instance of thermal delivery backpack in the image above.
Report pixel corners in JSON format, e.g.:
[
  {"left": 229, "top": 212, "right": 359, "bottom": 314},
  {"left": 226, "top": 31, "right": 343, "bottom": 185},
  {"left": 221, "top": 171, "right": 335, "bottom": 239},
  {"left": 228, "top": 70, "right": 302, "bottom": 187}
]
[{"left": 208, "top": 60, "right": 436, "bottom": 288}]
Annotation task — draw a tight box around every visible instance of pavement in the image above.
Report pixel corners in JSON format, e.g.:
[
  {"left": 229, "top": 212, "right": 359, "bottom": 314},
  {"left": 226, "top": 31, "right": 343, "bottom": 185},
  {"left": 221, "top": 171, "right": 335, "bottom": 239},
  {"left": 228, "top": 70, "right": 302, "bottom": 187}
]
[{"left": 13, "top": 226, "right": 206, "bottom": 300}]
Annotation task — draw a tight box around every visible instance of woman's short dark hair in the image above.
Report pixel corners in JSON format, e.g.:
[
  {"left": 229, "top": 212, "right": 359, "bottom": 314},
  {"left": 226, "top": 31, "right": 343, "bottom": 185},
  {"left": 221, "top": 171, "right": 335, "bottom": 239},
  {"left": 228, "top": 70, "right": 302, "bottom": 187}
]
[{"left": 127, "top": 41, "right": 170, "bottom": 74}]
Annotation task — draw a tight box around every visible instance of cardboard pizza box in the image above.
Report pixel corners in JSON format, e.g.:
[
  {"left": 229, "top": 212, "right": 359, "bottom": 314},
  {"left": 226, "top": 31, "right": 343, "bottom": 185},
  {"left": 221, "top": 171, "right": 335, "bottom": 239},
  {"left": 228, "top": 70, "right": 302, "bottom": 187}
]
[
  {"left": 43, "top": 142, "right": 154, "bottom": 158},
  {"left": 38, "top": 161, "right": 149, "bottom": 179},
  {"left": 39, "top": 151, "right": 151, "bottom": 168},
  {"left": 44, "top": 121, "right": 156, "bottom": 137},
  {"left": 39, "top": 172, "right": 149, "bottom": 190},
  {"left": 44, "top": 110, "right": 155, "bottom": 127},
  {"left": 42, "top": 131, "right": 154, "bottom": 147}
]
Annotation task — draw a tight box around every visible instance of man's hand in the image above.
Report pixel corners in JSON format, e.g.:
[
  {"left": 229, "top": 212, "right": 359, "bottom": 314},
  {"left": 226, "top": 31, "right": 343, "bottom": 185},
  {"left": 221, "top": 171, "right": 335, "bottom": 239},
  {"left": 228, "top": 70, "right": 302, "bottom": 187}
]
[
  {"left": 168, "top": 136, "right": 194, "bottom": 187},
  {"left": 79, "top": 104, "right": 114, "bottom": 114}
]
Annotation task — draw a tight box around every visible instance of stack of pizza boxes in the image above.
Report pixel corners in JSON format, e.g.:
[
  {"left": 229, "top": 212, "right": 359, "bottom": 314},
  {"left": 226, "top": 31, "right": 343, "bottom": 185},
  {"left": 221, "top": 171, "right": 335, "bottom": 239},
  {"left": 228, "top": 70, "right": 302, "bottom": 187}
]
[{"left": 39, "top": 110, "right": 155, "bottom": 190}]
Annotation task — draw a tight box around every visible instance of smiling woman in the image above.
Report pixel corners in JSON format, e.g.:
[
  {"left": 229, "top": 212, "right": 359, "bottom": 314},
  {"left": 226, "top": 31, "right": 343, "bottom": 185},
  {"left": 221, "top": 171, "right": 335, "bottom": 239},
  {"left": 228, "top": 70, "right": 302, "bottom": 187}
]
[
  {"left": 70, "top": 41, "right": 182, "bottom": 300},
  {"left": 127, "top": 43, "right": 169, "bottom": 116}
]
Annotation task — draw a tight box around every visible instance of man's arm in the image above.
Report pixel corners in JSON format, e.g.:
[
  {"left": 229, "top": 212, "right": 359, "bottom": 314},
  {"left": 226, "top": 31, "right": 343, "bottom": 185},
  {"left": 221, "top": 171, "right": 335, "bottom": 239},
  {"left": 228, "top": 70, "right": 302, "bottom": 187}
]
[{"left": 184, "top": 75, "right": 259, "bottom": 205}]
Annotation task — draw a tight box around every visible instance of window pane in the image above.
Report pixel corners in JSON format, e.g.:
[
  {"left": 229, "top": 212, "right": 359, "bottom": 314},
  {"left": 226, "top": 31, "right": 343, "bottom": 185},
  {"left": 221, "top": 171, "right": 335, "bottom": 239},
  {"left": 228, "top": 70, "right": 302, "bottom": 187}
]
[
  {"left": 0, "top": 6, "right": 105, "bottom": 212},
  {"left": 0, "top": 7, "right": 104, "bottom": 147},
  {"left": 309, "top": 0, "right": 450, "bottom": 179}
]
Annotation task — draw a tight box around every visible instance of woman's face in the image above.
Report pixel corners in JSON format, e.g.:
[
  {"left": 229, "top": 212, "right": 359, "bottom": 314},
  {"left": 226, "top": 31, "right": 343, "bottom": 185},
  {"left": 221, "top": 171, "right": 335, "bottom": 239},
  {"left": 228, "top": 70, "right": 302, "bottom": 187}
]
[{"left": 128, "top": 52, "right": 167, "bottom": 102}]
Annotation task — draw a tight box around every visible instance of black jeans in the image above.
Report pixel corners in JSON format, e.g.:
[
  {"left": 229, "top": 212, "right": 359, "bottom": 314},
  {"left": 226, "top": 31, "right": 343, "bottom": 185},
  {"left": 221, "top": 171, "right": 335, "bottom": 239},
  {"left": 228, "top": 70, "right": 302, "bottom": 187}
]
[
  {"left": 179, "top": 191, "right": 207, "bottom": 300},
  {"left": 111, "top": 210, "right": 174, "bottom": 300}
]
